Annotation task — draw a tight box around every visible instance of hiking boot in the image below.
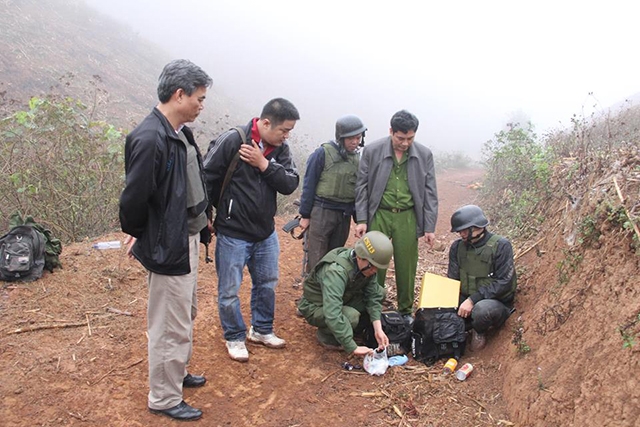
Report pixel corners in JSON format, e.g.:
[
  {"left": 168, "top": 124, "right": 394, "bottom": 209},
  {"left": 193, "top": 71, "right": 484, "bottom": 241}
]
[
  {"left": 316, "top": 329, "right": 343, "bottom": 351},
  {"left": 469, "top": 329, "right": 486, "bottom": 352},
  {"left": 226, "top": 340, "right": 249, "bottom": 362},
  {"left": 247, "top": 326, "right": 286, "bottom": 349}
]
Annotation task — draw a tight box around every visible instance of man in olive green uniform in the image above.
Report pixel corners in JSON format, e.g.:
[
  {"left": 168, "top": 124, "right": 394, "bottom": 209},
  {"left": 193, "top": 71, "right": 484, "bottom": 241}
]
[
  {"left": 297, "top": 231, "right": 393, "bottom": 356},
  {"left": 298, "top": 115, "right": 366, "bottom": 273},
  {"left": 355, "top": 110, "right": 438, "bottom": 323}
]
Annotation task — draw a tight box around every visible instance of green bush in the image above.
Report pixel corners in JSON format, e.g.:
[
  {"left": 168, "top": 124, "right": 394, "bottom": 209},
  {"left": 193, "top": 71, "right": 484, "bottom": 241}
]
[
  {"left": 0, "top": 95, "right": 124, "bottom": 241},
  {"left": 481, "top": 122, "right": 551, "bottom": 236}
]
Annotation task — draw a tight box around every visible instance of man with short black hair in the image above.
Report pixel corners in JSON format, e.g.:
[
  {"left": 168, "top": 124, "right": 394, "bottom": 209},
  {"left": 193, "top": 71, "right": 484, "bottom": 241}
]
[
  {"left": 448, "top": 204, "right": 517, "bottom": 351},
  {"left": 203, "top": 98, "right": 300, "bottom": 362},
  {"left": 120, "top": 59, "right": 212, "bottom": 421},
  {"left": 355, "top": 110, "right": 438, "bottom": 323}
]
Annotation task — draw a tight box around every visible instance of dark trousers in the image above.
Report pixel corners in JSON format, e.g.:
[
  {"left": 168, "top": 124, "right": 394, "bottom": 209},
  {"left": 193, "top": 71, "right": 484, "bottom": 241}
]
[
  {"left": 305, "top": 206, "right": 351, "bottom": 273},
  {"left": 469, "top": 299, "right": 512, "bottom": 333}
]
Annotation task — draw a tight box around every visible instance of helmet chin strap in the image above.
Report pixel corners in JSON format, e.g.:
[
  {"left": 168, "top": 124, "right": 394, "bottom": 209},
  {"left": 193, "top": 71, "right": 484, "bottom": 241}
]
[
  {"left": 337, "top": 138, "right": 348, "bottom": 160},
  {"left": 464, "top": 227, "right": 486, "bottom": 244}
]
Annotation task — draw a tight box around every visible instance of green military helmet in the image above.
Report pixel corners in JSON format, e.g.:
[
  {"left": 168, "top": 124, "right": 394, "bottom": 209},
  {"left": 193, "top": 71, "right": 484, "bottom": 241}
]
[
  {"left": 335, "top": 115, "right": 367, "bottom": 142},
  {"left": 354, "top": 231, "right": 393, "bottom": 269},
  {"left": 450, "top": 205, "right": 489, "bottom": 232}
]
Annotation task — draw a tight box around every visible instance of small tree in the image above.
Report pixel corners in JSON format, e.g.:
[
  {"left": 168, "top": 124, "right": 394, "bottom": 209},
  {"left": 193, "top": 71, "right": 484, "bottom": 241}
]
[
  {"left": 481, "top": 122, "right": 551, "bottom": 235},
  {"left": 0, "top": 95, "right": 124, "bottom": 241}
]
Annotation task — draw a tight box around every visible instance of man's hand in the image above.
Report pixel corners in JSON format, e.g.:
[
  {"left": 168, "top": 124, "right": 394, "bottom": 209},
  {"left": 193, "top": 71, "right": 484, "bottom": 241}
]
[
  {"left": 372, "top": 319, "right": 390, "bottom": 348},
  {"left": 424, "top": 232, "right": 436, "bottom": 248},
  {"left": 458, "top": 297, "right": 474, "bottom": 318},
  {"left": 239, "top": 140, "right": 269, "bottom": 172},
  {"left": 354, "top": 223, "right": 367, "bottom": 238},
  {"left": 352, "top": 346, "right": 374, "bottom": 357},
  {"left": 299, "top": 217, "right": 310, "bottom": 232},
  {"left": 123, "top": 235, "right": 136, "bottom": 258}
]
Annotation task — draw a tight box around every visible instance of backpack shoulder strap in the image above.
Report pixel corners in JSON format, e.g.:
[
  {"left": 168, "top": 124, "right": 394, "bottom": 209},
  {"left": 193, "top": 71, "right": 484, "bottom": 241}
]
[{"left": 218, "top": 127, "right": 249, "bottom": 207}]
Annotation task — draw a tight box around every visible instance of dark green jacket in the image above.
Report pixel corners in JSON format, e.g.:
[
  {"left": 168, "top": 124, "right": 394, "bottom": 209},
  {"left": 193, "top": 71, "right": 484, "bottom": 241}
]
[
  {"left": 298, "top": 247, "right": 384, "bottom": 353},
  {"left": 447, "top": 232, "right": 517, "bottom": 306}
]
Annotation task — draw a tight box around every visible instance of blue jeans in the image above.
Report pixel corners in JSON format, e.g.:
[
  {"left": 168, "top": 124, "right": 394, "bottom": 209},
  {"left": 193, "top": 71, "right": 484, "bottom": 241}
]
[{"left": 215, "top": 231, "right": 280, "bottom": 341}]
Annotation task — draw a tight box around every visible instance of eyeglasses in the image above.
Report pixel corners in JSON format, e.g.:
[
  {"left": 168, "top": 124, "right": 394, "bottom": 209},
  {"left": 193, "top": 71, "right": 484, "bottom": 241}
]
[{"left": 361, "top": 262, "right": 376, "bottom": 273}]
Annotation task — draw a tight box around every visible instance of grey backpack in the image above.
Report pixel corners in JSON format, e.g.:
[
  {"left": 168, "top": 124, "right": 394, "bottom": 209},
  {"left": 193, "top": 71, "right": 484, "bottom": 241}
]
[{"left": 0, "top": 225, "right": 46, "bottom": 282}]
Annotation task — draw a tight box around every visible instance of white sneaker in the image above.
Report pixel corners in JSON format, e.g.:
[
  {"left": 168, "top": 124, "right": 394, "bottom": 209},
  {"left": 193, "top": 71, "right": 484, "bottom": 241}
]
[
  {"left": 247, "top": 326, "right": 286, "bottom": 349},
  {"left": 226, "top": 340, "right": 249, "bottom": 362}
]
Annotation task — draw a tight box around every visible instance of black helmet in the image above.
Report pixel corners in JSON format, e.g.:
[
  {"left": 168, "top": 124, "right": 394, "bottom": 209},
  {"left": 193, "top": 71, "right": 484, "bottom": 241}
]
[
  {"left": 450, "top": 205, "right": 489, "bottom": 232},
  {"left": 335, "top": 115, "right": 366, "bottom": 142},
  {"left": 354, "top": 231, "right": 393, "bottom": 269}
]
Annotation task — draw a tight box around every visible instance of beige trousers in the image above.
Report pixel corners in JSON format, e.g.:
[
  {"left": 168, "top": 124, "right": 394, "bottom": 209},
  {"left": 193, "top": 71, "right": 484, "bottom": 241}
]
[{"left": 147, "top": 234, "right": 199, "bottom": 410}]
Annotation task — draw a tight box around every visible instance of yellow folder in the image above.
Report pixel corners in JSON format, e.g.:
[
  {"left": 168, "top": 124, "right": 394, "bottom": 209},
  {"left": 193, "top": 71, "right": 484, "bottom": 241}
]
[{"left": 417, "top": 272, "right": 461, "bottom": 309}]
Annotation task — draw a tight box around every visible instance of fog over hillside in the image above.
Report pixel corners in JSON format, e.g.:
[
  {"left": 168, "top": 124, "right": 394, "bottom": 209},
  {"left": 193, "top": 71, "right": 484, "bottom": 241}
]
[
  {"left": 0, "top": 0, "right": 253, "bottom": 146},
  {"left": 83, "top": 0, "right": 640, "bottom": 156},
  {"left": 1, "top": 0, "right": 639, "bottom": 157}
]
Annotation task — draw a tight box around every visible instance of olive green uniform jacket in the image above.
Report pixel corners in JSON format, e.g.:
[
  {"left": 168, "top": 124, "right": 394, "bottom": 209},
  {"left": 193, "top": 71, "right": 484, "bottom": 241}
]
[{"left": 298, "top": 247, "right": 384, "bottom": 353}]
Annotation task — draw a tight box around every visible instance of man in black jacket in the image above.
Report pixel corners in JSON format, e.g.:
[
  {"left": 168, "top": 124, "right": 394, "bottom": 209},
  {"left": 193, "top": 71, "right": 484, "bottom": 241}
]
[
  {"left": 203, "top": 98, "right": 300, "bottom": 362},
  {"left": 447, "top": 205, "right": 517, "bottom": 351},
  {"left": 119, "top": 59, "right": 212, "bottom": 421}
]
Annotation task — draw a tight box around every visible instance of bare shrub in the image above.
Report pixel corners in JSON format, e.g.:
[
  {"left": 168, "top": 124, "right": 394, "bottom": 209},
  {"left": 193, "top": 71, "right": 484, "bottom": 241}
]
[{"left": 0, "top": 94, "right": 124, "bottom": 242}]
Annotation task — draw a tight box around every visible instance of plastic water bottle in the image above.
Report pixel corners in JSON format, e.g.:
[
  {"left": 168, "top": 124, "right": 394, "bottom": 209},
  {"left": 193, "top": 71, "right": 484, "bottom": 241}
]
[{"left": 92, "top": 241, "right": 121, "bottom": 250}]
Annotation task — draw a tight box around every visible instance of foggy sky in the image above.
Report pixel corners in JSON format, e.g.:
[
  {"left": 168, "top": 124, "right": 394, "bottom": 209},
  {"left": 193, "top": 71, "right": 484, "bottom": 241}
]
[{"left": 85, "top": 0, "right": 640, "bottom": 156}]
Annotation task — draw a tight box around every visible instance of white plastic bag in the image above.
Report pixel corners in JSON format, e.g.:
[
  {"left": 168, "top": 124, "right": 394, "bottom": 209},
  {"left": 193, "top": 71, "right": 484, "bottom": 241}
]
[{"left": 363, "top": 348, "right": 389, "bottom": 376}]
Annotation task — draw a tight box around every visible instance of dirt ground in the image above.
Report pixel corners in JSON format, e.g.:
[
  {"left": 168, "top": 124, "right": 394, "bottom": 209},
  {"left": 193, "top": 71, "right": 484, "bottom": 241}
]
[{"left": 1, "top": 167, "right": 638, "bottom": 427}]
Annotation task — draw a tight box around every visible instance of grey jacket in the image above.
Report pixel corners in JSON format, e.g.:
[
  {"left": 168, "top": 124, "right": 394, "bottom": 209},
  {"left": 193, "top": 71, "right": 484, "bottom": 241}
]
[{"left": 355, "top": 136, "right": 438, "bottom": 237}]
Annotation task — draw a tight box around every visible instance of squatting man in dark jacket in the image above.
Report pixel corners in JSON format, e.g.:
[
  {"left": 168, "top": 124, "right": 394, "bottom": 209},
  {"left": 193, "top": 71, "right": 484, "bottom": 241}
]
[
  {"left": 447, "top": 205, "right": 517, "bottom": 351},
  {"left": 119, "top": 59, "right": 212, "bottom": 421},
  {"left": 203, "top": 98, "right": 300, "bottom": 363},
  {"left": 298, "top": 231, "right": 394, "bottom": 356}
]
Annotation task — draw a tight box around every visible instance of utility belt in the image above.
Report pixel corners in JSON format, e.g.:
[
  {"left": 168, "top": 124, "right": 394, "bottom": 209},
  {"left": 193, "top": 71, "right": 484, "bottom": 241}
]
[
  {"left": 313, "top": 196, "right": 354, "bottom": 216},
  {"left": 379, "top": 206, "right": 413, "bottom": 214}
]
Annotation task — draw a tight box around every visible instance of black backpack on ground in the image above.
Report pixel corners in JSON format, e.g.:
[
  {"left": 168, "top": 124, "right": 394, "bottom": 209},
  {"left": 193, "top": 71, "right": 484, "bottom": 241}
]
[
  {"left": 0, "top": 225, "right": 46, "bottom": 282},
  {"left": 364, "top": 310, "right": 413, "bottom": 355},
  {"left": 411, "top": 307, "right": 467, "bottom": 365},
  {"left": 8, "top": 212, "right": 62, "bottom": 273}
]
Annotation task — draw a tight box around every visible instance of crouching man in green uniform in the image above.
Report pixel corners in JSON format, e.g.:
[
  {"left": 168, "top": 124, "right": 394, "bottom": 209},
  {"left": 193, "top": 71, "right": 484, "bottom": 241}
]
[{"left": 298, "top": 231, "right": 393, "bottom": 356}]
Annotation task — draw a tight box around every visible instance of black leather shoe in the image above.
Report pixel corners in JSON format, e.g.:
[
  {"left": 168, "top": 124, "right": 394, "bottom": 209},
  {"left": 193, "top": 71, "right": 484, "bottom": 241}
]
[
  {"left": 149, "top": 400, "right": 202, "bottom": 421},
  {"left": 183, "top": 373, "right": 206, "bottom": 388}
]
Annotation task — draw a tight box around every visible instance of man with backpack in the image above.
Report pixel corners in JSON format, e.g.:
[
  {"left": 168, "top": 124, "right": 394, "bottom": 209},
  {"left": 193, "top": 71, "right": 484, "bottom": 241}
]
[
  {"left": 119, "top": 60, "right": 212, "bottom": 421},
  {"left": 297, "top": 115, "right": 366, "bottom": 273},
  {"left": 447, "top": 205, "right": 517, "bottom": 351},
  {"left": 297, "top": 231, "right": 393, "bottom": 356},
  {"left": 203, "top": 98, "right": 300, "bottom": 363}
]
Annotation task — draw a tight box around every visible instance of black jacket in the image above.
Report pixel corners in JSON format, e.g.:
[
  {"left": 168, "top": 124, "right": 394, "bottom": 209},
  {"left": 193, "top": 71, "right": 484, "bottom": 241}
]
[
  {"left": 203, "top": 119, "right": 299, "bottom": 242},
  {"left": 119, "top": 108, "right": 206, "bottom": 275},
  {"left": 447, "top": 231, "right": 516, "bottom": 306}
]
